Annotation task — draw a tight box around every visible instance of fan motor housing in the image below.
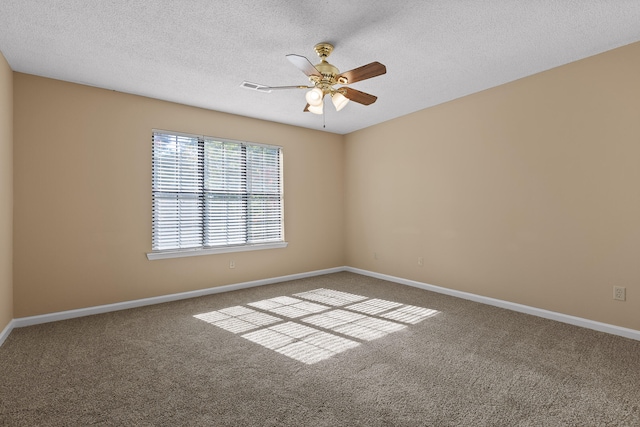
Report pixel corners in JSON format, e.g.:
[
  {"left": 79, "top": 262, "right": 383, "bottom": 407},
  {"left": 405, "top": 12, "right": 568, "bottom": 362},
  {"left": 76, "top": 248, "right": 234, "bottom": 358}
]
[{"left": 314, "top": 61, "right": 339, "bottom": 84}]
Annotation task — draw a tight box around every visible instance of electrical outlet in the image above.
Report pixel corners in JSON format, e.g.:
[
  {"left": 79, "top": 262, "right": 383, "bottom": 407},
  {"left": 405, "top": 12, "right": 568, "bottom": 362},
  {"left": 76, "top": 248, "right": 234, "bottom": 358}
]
[
  {"left": 229, "top": 260, "right": 235, "bottom": 269},
  {"left": 613, "top": 286, "right": 626, "bottom": 301},
  {"left": 374, "top": 252, "right": 378, "bottom": 260},
  {"left": 418, "top": 257, "right": 424, "bottom": 266}
]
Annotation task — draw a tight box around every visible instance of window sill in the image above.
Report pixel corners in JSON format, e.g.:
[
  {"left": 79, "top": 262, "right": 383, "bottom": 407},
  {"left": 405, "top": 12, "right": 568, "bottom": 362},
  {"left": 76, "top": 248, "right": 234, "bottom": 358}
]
[{"left": 146, "top": 242, "right": 288, "bottom": 260}]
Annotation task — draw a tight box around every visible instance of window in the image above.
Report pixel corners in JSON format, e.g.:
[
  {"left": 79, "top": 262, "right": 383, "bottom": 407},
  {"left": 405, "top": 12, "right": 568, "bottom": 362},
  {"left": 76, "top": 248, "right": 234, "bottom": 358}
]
[{"left": 147, "top": 130, "right": 286, "bottom": 260}]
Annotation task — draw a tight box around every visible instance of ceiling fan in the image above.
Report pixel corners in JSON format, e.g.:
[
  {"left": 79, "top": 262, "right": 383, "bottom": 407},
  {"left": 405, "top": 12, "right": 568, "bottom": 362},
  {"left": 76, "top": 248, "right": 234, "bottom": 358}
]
[{"left": 241, "top": 42, "right": 386, "bottom": 115}]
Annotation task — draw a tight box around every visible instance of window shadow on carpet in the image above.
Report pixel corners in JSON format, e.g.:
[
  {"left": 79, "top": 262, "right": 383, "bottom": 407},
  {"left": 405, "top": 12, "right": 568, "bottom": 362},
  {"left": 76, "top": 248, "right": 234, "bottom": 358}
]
[{"left": 194, "top": 288, "right": 439, "bottom": 364}]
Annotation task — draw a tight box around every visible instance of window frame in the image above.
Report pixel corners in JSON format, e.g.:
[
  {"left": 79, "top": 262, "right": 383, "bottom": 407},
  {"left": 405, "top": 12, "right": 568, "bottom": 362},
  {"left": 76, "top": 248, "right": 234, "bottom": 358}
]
[{"left": 147, "top": 129, "right": 287, "bottom": 261}]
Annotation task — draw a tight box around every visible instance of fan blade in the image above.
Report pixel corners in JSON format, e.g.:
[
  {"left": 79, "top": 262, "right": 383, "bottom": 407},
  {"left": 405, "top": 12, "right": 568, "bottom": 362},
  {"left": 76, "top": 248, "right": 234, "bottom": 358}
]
[
  {"left": 286, "top": 54, "right": 322, "bottom": 78},
  {"left": 337, "top": 62, "right": 386, "bottom": 84},
  {"left": 240, "top": 81, "right": 311, "bottom": 93},
  {"left": 341, "top": 87, "right": 378, "bottom": 105},
  {"left": 259, "top": 85, "right": 311, "bottom": 92},
  {"left": 303, "top": 104, "right": 310, "bottom": 112}
]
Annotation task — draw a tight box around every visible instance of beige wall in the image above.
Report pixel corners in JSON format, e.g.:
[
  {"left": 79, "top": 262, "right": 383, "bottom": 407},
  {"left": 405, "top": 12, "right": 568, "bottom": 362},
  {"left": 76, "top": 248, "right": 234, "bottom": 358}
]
[
  {"left": 345, "top": 42, "right": 640, "bottom": 331},
  {"left": 13, "top": 74, "right": 344, "bottom": 317},
  {"left": 0, "top": 51, "right": 13, "bottom": 331}
]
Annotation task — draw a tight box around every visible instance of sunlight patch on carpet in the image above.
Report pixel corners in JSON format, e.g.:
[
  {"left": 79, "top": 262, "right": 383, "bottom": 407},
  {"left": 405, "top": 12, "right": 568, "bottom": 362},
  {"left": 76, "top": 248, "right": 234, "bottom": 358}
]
[
  {"left": 194, "top": 306, "right": 281, "bottom": 333},
  {"left": 194, "top": 289, "right": 439, "bottom": 364}
]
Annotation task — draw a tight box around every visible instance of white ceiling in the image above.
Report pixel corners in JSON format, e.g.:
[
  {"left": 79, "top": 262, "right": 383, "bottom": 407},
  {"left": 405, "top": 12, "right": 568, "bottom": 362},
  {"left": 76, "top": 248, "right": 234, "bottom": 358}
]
[{"left": 1, "top": 1, "right": 640, "bottom": 135}]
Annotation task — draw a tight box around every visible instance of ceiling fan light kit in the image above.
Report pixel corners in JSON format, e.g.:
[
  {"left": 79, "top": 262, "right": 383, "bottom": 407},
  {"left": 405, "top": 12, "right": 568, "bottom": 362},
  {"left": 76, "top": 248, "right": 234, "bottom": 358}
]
[
  {"left": 305, "top": 87, "right": 324, "bottom": 106},
  {"left": 331, "top": 92, "right": 349, "bottom": 111},
  {"left": 307, "top": 104, "right": 324, "bottom": 115},
  {"left": 242, "top": 42, "right": 386, "bottom": 115}
]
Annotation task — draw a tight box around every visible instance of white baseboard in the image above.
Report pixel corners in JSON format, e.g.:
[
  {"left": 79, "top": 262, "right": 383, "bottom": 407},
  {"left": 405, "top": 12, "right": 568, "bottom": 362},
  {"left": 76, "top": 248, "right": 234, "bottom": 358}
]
[
  {"left": 0, "top": 319, "right": 16, "bottom": 347},
  {"left": 11, "top": 266, "right": 345, "bottom": 329},
  {"left": 345, "top": 267, "right": 640, "bottom": 342},
  {"left": 3, "top": 265, "right": 638, "bottom": 348}
]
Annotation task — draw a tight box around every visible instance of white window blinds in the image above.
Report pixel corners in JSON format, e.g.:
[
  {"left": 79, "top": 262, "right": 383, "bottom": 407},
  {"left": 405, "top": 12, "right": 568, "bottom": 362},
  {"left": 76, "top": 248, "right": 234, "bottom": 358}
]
[{"left": 152, "top": 131, "right": 283, "bottom": 252}]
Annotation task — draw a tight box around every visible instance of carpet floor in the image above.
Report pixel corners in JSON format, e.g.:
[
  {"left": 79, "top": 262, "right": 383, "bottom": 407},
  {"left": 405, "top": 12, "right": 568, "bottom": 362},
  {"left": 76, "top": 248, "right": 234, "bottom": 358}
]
[{"left": 1, "top": 272, "right": 639, "bottom": 426}]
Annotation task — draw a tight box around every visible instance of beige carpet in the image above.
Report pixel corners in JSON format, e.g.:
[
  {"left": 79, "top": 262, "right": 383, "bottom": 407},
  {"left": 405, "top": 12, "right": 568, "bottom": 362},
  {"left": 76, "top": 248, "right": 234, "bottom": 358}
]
[{"left": 1, "top": 272, "right": 639, "bottom": 426}]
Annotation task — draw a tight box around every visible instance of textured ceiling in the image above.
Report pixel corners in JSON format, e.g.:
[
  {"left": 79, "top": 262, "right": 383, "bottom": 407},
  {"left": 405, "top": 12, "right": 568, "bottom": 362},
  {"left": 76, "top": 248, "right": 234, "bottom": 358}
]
[{"left": 1, "top": 1, "right": 640, "bottom": 134}]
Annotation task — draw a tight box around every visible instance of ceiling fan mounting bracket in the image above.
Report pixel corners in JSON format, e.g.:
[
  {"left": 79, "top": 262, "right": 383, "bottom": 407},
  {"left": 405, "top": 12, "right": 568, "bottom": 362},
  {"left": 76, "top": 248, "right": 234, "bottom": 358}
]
[{"left": 314, "top": 42, "right": 334, "bottom": 60}]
